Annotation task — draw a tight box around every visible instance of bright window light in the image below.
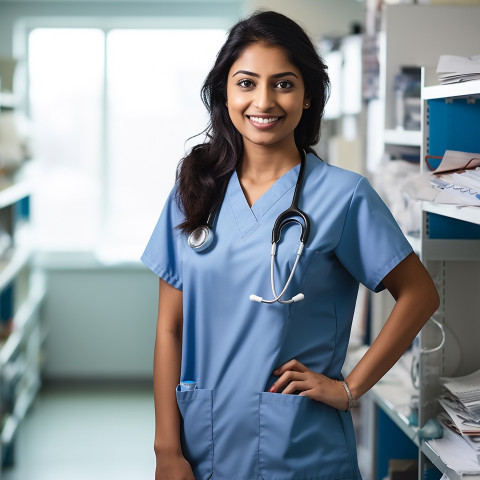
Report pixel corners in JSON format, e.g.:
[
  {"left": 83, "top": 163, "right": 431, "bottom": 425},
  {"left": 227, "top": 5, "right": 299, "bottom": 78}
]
[
  {"left": 105, "top": 29, "right": 225, "bottom": 260},
  {"left": 29, "top": 28, "right": 104, "bottom": 250},
  {"left": 28, "top": 27, "right": 226, "bottom": 258}
]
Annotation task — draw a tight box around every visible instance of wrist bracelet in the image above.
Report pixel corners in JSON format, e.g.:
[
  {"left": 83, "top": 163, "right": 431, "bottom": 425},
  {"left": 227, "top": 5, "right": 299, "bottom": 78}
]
[{"left": 341, "top": 380, "right": 357, "bottom": 411}]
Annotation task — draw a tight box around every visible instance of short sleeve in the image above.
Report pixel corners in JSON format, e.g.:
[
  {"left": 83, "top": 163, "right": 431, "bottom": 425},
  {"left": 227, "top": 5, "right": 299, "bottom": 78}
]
[
  {"left": 141, "top": 187, "right": 185, "bottom": 291},
  {"left": 335, "top": 176, "right": 413, "bottom": 293}
]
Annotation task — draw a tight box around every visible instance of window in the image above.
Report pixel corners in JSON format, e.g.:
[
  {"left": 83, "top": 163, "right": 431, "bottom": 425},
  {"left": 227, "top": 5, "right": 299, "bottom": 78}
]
[
  {"left": 28, "top": 27, "right": 226, "bottom": 259},
  {"left": 29, "top": 28, "right": 104, "bottom": 250}
]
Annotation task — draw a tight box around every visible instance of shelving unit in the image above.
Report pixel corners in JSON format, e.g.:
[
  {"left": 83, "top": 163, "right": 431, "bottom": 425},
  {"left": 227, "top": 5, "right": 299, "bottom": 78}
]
[
  {"left": 359, "top": 71, "right": 480, "bottom": 480},
  {"left": 417, "top": 76, "right": 480, "bottom": 480},
  {"left": 367, "top": 4, "right": 480, "bottom": 348},
  {"left": 357, "top": 5, "right": 480, "bottom": 478},
  {"left": 0, "top": 174, "right": 45, "bottom": 472}
]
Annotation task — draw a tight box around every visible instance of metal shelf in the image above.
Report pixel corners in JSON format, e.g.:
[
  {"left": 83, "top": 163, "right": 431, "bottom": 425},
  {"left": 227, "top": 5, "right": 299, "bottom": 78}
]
[
  {"left": 422, "top": 441, "right": 462, "bottom": 480},
  {"left": 367, "top": 352, "right": 420, "bottom": 445},
  {"left": 422, "top": 79, "right": 480, "bottom": 101},
  {"left": 0, "top": 180, "right": 31, "bottom": 210},
  {"left": 0, "top": 243, "right": 33, "bottom": 293},
  {"left": 1, "top": 377, "right": 41, "bottom": 447},
  {"left": 384, "top": 129, "right": 422, "bottom": 147},
  {"left": 423, "top": 202, "right": 480, "bottom": 227},
  {"left": 371, "top": 386, "right": 419, "bottom": 446},
  {"left": 421, "top": 239, "right": 480, "bottom": 261},
  {"left": 0, "top": 277, "right": 46, "bottom": 366}
]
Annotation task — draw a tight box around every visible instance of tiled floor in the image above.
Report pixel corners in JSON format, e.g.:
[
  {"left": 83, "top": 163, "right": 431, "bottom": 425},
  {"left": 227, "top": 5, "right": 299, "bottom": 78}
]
[{"left": 3, "top": 383, "right": 156, "bottom": 480}]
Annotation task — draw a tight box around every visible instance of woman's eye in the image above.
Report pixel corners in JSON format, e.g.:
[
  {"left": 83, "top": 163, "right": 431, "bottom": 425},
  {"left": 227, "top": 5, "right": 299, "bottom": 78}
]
[
  {"left": 277, "top": 81, "right": 293, "bottom": 89},
  {"left": 238, "top": 79, "right": 254, "bottom": 88}
]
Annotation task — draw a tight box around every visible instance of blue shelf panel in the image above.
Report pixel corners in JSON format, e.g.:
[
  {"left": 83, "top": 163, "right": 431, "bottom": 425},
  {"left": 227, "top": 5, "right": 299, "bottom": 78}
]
[
  {"left": 377, "top": 408, "right": 419, "bottom": 480},
  {"left": 427, "top": 98, "right": 480, "bottom": 169}
]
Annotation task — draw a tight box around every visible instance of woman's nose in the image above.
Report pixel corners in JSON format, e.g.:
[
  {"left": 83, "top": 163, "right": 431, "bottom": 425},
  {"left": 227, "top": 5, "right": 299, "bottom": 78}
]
[{"left": 253, "top": 85, "right": 273, "bottom": 111}]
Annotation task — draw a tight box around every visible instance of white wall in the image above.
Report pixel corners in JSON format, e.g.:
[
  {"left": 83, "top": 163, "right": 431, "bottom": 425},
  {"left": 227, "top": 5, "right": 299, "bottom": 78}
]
[
  {"left": 243, "top": 0, "right": 363, "bottom": 40},
  {"left": 41, "top": 263, "right": 158, "bottom": 380}
]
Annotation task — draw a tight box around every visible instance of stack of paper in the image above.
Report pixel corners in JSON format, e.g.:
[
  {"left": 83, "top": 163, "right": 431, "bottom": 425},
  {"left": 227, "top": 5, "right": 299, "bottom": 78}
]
[
  {"left": 438, "top": 369, "right": 480, "bottom": 463},
  {"left": 429, "top": 150, "right": 480, "bottom": 206},
  {"left": 441, "top": 369, "right": 480, "bottom": 419},
  {"left": 436, "top": 55, "right": 480, "bottom": 84},
  {"left": 429, "top": 427, "right": 480, "bottom": 475}
]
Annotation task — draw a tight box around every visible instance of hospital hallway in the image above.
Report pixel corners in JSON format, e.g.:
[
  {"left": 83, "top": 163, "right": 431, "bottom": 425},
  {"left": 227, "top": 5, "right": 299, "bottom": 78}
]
[{"left": 2, "top": 383, "right": 156, "bottom": 480}]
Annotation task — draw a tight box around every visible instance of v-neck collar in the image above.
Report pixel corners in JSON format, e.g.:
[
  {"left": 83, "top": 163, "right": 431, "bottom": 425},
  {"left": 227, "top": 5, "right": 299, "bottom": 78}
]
[{"left": 226, "top": 162, "right": 301, "bottom": 238}]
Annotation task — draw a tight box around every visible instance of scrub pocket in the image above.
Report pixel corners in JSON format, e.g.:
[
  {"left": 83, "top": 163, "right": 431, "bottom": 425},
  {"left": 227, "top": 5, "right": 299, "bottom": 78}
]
[
  {"left": 258, "top": 392, "right": 353, "bottom": 480},
  {"left": 176, "top": 388, "right": 213, "bottom": 480}
]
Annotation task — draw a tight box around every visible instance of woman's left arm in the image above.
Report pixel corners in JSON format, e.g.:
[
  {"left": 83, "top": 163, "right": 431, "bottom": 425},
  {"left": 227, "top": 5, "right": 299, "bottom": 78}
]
[
  {"left": 344, "top": 251, "right": 439, "bottom": 400},
  {"left": 270, "top": 252, "right": 439, "bottom": 409}
]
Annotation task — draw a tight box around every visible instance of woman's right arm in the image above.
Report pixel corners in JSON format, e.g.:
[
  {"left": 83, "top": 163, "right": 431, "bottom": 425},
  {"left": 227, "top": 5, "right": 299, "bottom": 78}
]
[{"left": 154, "top": 278, "right": 194, "bottom": 480}]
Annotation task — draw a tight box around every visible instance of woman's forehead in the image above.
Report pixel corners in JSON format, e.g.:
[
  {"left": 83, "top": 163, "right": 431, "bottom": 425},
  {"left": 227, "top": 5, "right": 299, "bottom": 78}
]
[{"left": 229, "top": 42, "right": 301, "bottom": 78}]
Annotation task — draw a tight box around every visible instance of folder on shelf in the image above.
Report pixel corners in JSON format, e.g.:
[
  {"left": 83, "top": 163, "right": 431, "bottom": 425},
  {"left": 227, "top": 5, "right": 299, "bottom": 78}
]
[{"left": 426, "top": 150, "right": 480, "bottom": 174}]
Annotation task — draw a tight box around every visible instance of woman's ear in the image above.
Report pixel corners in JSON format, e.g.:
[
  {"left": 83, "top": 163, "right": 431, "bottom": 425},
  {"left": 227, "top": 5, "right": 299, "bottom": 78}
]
[{"left": 303, "top": 97, "right": 311, "bottom": 109}]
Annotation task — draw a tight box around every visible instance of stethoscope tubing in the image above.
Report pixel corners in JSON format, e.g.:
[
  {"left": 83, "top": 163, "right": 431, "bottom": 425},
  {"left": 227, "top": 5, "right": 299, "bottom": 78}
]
[
  {"left": 269, "top": 242, "right": 305, "bottom": 304},
  {"left": 251, "top": 152, "right": 310, "bottom": 304},
  {"left": 189, "top": 150, "right": 311, "bottom": 305}
]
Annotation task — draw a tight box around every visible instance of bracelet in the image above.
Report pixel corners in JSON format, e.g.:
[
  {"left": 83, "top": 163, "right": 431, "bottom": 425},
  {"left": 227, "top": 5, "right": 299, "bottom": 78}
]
[{"left": 341, "top": 380, "right": 357, "bottom": 411}]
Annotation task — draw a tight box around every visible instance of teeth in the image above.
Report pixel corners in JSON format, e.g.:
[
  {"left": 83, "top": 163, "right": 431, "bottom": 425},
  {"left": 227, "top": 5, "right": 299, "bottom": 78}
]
[{"left": 250, "top": 116, "right": 279, "bottom": 124}]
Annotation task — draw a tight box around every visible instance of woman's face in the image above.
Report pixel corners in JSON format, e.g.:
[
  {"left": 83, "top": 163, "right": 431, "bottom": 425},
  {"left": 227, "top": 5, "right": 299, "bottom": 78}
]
[{"left": 226, "top": 42, "right": 309, "bottom": 151}]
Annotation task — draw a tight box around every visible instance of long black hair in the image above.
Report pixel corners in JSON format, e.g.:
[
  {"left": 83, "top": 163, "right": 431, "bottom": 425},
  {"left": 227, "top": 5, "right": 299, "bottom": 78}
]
[{"left": 176, "top": 10, "right": 330, "bottom": 233}]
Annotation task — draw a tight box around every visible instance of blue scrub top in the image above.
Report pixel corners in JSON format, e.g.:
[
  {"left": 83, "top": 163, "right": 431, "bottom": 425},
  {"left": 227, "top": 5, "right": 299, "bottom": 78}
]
[{"left": 142, "top": 153, "right": 413, "bottom": 480}]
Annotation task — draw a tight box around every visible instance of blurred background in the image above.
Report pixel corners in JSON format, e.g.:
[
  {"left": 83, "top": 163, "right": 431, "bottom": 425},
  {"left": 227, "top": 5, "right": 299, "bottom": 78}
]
[{"left": 0, "top": 0, "right": 479, "bottom": 479}]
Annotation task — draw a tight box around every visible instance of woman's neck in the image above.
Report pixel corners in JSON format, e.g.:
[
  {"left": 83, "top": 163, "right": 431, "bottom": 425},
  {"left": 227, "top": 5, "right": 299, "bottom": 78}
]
[
  {"left": 237, "top": 143, "right": 301, "bottom": 207},
  {"left": 238, "top": 143, "right": 301, "bottom": 184}
]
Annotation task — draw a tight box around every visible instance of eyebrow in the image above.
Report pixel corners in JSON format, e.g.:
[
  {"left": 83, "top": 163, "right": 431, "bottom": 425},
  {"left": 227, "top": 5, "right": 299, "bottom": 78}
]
[{"left": 232, "top": 70, "right": 299, "bottom": 79}]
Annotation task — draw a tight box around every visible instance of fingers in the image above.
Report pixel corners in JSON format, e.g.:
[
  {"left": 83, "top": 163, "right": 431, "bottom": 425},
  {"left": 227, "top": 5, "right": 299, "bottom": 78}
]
[
  {"left": 268, "top": 360, "right": 351, "bottom": 410},
  {"left": 269, "top": 370, "right": 305, "bottom": 393},
  {"left": 273, "top": 358, "right": 307, "bottom": 376},
  {"left": 281, "top": 380, "right": 309, "bottom": 395}
]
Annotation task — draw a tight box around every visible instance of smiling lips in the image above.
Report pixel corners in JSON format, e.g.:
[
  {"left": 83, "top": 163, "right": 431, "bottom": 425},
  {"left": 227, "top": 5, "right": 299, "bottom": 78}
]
[{"left": 247, "top": 115, "right": 282, "bottom": 129}]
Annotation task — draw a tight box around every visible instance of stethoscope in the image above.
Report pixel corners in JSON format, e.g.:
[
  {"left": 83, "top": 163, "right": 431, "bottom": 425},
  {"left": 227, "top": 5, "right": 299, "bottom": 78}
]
[{"left": 187, "top": 151, "right": 310, "bottom": 304}]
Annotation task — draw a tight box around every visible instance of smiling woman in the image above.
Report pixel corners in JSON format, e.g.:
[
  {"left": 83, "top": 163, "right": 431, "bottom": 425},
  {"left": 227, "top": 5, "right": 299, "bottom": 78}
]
[{"left": 141, "top": 10, "right": 439, "bottom": 480}]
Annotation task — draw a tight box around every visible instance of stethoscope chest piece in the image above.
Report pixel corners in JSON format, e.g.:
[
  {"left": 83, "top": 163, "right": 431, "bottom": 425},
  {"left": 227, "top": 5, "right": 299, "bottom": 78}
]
[{"left": 187, "top": 225, "right": 214, "bottom": 251}]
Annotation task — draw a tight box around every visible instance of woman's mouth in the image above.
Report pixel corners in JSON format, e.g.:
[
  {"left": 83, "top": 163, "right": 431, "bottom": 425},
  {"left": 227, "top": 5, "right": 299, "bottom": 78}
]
[{"left": 247, "top": 115, "right": 282, "bottom": 129}]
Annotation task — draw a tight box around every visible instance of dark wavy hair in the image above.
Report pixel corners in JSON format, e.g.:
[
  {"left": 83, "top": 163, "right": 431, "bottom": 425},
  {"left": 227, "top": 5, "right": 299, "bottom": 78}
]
[{"left": 176, "top": 10, "right": 330, "bottom": 233}]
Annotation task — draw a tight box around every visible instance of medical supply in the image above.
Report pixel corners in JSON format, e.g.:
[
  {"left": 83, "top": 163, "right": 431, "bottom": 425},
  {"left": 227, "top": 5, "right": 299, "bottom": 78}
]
[
  {"left": 179, "top": 381, "right": 197, "bottom": 391},
  {"left": 416, "top": 418, "right": 443, "bottom": 440}
]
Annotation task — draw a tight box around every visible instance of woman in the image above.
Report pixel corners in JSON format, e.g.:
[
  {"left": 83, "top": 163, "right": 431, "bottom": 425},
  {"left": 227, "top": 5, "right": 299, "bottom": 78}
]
[{"left": 142, "top": 10, "right": 439, "bottom": 480}]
